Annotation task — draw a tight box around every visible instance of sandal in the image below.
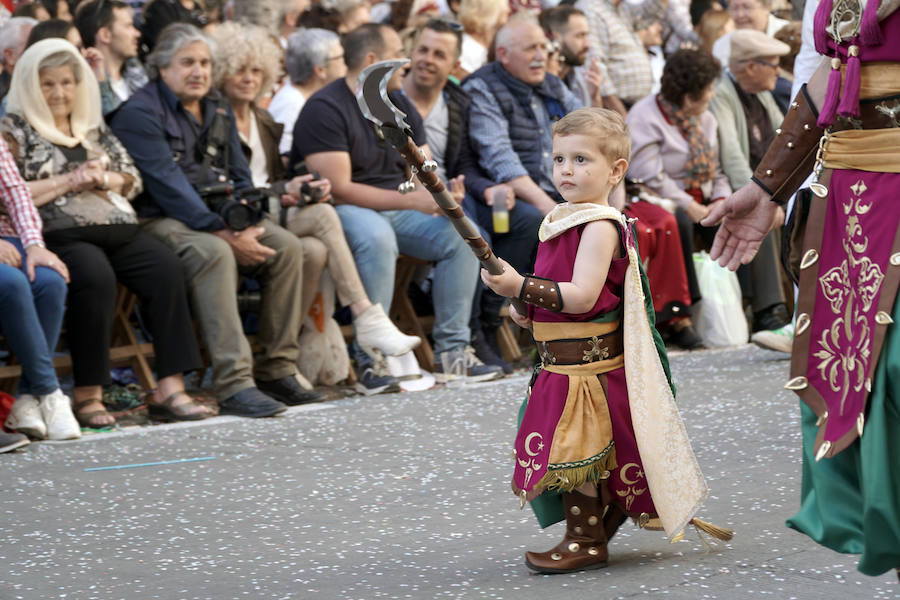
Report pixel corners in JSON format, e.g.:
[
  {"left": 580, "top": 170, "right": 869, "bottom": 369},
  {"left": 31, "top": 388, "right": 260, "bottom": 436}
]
[
  {"left": 147, "top": 391, "right": 210, "bottom": 422},
  {"left": 72, "top": 397, "right": 116, "bottom": 430}
]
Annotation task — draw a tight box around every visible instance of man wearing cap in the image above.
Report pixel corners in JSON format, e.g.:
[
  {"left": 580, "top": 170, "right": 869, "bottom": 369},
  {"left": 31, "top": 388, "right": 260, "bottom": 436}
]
[
  {"left": 711, "top": 29, "right": 788, "bottom": 192},
  {"left": 708, "top": 28, "right": 791, "bottom": 333}
]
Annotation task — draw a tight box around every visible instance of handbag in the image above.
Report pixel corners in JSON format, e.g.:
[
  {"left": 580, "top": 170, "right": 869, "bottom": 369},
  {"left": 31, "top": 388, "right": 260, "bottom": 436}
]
[{"left": 692, "top": 251, "right": 749, "bottom": 347}]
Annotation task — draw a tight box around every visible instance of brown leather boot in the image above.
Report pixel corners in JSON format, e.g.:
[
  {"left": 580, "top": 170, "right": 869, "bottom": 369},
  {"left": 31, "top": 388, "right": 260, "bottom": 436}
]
[
  {"left": 525, "top": 490, "right": 609, "bottom": 574},
  {"left": 603, "top": 502, "right": 628, "bottom": 541},
  {"left": 599, "top": 478, "right": 628, "bottom": 542}
]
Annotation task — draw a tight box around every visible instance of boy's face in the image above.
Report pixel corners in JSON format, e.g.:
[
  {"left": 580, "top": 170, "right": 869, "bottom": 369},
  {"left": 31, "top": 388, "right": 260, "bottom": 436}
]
[{"left": 552, "top": 134, "right": 627, "bottom": 204}]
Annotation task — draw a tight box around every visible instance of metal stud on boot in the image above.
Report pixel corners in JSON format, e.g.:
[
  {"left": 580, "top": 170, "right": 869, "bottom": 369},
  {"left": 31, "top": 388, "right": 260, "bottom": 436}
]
[{"left": 524, "top": 490, "right": 609, "bottom": 574}]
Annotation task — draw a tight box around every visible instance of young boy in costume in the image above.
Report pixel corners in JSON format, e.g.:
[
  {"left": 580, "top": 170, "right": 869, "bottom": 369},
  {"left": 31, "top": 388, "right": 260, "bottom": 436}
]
[{"left": 482, "top": 107, "right": 730, "bottom": 574}]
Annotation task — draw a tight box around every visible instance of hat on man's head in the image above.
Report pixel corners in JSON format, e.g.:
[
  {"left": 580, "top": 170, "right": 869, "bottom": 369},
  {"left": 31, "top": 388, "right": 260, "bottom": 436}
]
[{"left": 730, "top": 29, "right": 791, "bottom": 62}]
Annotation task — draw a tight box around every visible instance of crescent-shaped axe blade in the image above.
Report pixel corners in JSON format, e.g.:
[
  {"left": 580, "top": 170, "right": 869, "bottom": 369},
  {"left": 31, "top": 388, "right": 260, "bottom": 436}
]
[{"left": 355, "top": 59, "right": 412, "bottom": 133}]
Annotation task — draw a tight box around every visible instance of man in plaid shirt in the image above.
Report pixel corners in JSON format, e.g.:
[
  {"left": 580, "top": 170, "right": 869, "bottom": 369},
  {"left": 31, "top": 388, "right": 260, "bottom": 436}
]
[{"left": 574, "top": 0, "right": 666, "bottom": 115}]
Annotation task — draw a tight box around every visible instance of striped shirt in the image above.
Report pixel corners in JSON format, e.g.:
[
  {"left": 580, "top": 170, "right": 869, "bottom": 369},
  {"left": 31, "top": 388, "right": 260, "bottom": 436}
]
[
  {"left": 575, "top": 0, "right": 664, "bottom": 104},
  {"left": 0, "top": 136, "right": 42, "bottom": 247}
]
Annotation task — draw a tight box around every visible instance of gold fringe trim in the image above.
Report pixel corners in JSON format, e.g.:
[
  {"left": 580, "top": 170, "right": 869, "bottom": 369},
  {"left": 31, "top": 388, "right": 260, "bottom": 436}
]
[{"left": 534, "top": 448, "right": 617, "bottom": 493}]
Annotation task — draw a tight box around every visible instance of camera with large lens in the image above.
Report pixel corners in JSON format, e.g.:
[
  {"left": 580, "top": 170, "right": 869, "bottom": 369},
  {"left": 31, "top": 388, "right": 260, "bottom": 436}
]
[{"left": 196, "top": 181, "right": 267, "bottom": 231}]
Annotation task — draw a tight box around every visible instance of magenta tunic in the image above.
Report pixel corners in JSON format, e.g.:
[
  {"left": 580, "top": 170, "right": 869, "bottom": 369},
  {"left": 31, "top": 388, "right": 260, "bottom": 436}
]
[{"left": 515, "top": 223, "right": 658, "bottom": 517}]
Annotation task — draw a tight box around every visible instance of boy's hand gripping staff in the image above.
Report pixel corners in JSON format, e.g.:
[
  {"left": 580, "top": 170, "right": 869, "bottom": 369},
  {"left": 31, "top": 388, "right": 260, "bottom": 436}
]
[{"left": 355, "top": 59, "right": 528, "bottom": 315}]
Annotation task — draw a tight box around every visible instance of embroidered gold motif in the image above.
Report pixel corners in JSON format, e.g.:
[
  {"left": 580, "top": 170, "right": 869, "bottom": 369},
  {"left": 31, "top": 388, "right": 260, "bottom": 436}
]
[
  {"left": 517, "top": 432, "right": 544, "bottom": 489},
  {"left": 582, "top": 336, "right": 610, "bottom": 362},
  {"left": 616, "top": 463, "right": 647, "bottom": 512},
  {"left": 537, "top": 341, "right": 557, "bottom": 365},
  {"left": 815, "top": 180, "right": 882, "bottom": 415},
  {"left": 876, "top": 100, "right": 900, "bottom": 128}
]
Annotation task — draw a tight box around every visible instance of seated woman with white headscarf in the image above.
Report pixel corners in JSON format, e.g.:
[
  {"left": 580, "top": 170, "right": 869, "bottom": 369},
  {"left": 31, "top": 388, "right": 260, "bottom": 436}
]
[{"left": 0, "top": 39, "right": 209, "bottom": 428}]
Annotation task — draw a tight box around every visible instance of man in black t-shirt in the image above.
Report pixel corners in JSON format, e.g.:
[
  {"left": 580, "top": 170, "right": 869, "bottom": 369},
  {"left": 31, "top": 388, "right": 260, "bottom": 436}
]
[{"left": 291, "top": 23, "right": 502, "bottom": 384}]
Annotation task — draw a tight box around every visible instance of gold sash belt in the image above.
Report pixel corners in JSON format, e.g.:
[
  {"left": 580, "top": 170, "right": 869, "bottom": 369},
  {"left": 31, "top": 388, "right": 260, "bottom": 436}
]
[
  {"left": 838, "top": 63, "right": 900, "bottom": 99},
  {"left": 823, "top": 128, "right": 900, "bottom": 173}
]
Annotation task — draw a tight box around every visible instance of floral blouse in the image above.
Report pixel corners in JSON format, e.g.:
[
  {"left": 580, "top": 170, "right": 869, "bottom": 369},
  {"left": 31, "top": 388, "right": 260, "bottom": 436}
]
[{"left": 0, "top": 113, "right": 143, "bottom": 233}]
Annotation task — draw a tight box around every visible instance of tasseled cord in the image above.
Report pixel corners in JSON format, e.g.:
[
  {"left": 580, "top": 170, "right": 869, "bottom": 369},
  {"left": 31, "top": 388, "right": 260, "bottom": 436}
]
[
  {"left": 690, "top": 517, "right": 735, "bottom": 542},
  {"left": 818, "top": 56, "right": 843, "bottom": 128},
  {"left": 669, "top": 518, "right": 735, "bottom": 547},
  {"left": 837, "top": 44, "right": 861, "bottom": 117}
]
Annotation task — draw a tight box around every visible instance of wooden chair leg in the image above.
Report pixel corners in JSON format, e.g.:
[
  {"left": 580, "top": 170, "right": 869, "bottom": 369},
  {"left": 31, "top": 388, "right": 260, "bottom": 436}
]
[
  {"left": 110, "top": 286, "right": 157, "bottom": 391},
  {"left": 389, "top": 256, "right": 435, "bottom": 372},
  {"left": 496, "top": 319, "right": 523, "bottom": 363}
]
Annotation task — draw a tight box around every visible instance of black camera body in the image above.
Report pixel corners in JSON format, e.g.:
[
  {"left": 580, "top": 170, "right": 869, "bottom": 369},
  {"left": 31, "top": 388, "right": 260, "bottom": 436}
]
[
  {"left": 299, "top": 171, "right": 325, "bottom": 207},
  {"left": 196, "top": 181, "right": 268, "bottom": 231}
]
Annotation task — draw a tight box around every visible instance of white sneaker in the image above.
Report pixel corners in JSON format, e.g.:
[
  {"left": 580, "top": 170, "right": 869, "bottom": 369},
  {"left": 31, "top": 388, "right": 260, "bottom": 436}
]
[
  {"left": 40, "top": 389, "right": 81, "bottom": 441},
  {"left": 5, "top": 394, "right": 47, "bottom": 440},
  {"left": 750, "top": 322, "right": 794, "bottom": 354},
  {"left": 354, "top": 303, "right": 421, "bottom": 357}
]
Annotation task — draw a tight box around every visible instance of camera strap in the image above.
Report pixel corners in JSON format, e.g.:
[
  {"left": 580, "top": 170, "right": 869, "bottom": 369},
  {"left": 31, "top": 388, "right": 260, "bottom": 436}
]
[{"left": 200, "top": 97, "right": 231, "bottom": 184}]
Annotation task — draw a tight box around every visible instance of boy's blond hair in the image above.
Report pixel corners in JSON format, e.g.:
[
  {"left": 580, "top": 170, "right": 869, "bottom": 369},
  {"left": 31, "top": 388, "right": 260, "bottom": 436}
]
[{"left": 552, "top": 108, "right": 631, "bottom": 165}]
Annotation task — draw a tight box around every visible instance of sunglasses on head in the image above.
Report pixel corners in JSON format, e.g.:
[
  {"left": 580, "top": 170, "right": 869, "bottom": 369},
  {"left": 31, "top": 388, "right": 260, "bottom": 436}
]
[{"left": 425, "top": 17, "right": 464, "bottom": 32}]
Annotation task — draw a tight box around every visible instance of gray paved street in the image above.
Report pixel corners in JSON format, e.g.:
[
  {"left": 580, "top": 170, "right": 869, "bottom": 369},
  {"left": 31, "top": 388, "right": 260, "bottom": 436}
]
[{"left": 2, "top": 345, "right": 899, "bottom": 600}]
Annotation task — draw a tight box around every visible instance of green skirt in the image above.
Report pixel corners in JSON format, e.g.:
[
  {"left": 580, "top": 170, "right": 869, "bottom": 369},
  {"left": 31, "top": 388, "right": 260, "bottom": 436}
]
[{"left": 786, "top": 299, "right": 900, "bottom": 576}]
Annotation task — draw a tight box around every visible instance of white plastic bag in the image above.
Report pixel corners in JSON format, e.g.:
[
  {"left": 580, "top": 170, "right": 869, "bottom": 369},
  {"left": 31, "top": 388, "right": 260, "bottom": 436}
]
[{"left": 691, "top": 251, "right": 748, "bottom": 347}]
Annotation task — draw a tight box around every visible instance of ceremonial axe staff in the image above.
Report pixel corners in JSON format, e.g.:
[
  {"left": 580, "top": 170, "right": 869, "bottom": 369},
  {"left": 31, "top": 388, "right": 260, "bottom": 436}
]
[{"left": 355, "top": 59, "right": 528, "bottom": 315}]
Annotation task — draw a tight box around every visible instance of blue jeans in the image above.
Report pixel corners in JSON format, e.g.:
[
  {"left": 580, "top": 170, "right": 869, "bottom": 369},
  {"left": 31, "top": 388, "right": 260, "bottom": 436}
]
[
  {"left": 0, "top": 237, "right": 67, "bottom": 396},
  {"left": 336, "top": 204, "right": 479, "bottom": 354}
]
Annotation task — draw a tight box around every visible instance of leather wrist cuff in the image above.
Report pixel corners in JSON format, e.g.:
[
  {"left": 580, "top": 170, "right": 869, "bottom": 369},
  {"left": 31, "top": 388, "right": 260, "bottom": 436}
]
[
  {"left": 519, "top": 275, "right": 564, "bottom": 312},
  {"left": 752, "top": 84, "right": 823, "bottom": 207}
]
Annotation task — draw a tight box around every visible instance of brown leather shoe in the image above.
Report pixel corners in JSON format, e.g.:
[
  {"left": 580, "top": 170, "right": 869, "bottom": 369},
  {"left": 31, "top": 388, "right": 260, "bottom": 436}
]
[{"left": 525, "top": 490, "right": 609, "bottom": 574}]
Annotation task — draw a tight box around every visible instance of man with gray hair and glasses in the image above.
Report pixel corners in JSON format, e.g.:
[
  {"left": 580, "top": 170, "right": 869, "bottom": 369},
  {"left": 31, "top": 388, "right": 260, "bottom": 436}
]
[
  {"left": 0, "top": 17, "right": 37, "bottom": 102},
  {"left": 268, "top": 27, "right": 345, "bottom": 156},
  {"left": 111, "top": 23, "right": 322, "bottom": 417}
]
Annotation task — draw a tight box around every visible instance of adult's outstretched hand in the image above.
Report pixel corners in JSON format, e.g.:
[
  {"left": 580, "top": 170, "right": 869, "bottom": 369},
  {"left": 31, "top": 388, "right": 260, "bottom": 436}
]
[{"left": 700, "top": 183, "right": 778, "bottom": 271}]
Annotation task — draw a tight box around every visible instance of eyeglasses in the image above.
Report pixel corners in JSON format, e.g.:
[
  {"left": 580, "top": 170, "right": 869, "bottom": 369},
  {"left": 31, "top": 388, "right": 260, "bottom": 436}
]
[
  {"left": 748, "top": 59, "right": 780, "bottom": 70},
  {"left": 326, "top": 53, "right": 344, "bottom": 62}
]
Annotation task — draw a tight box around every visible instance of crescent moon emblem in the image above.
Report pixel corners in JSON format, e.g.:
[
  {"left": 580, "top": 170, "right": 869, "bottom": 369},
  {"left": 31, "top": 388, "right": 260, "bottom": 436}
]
[
  {"left": 524, "top": 432, "right": 543, "bottom": 457},
  {"left": 620, "top": 463, "right": 642, "bottom": 485}
]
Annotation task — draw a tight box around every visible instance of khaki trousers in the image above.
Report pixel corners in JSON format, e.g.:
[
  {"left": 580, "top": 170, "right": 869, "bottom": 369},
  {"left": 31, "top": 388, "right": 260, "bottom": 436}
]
[
  {"left": 143, "top": 217, "right": 305, "bottom": 399},
  {"left": 281, "top": 203, "right": 368, "bottom": 308}
]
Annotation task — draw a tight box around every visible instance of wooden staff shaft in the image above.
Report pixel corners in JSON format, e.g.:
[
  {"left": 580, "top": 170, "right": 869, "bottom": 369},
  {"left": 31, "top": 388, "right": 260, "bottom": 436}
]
[
  {"left": 385, "top": 126, "right": 529, "bottom": 318},
  {"left": 388, "top": 128, "right": 504, "bottom": 275}
]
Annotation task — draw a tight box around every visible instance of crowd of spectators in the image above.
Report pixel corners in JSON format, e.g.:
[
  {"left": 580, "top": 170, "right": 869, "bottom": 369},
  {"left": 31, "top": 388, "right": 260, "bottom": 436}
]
[{"left": 0, "top": 0, "right": 802, "bottom": 453}]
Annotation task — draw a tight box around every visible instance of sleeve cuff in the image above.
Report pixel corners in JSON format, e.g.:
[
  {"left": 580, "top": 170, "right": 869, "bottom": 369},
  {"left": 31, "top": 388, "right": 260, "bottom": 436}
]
[{"left": 22, "top": 235, "right": 45, "bottom": 249}]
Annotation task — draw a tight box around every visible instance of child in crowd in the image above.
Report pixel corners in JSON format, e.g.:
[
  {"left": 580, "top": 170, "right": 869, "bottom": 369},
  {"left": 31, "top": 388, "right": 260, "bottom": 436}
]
[{"left": 482, "top": 107, "right": 730, "bottom": 574}]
